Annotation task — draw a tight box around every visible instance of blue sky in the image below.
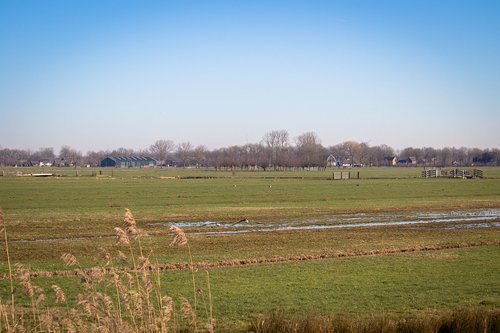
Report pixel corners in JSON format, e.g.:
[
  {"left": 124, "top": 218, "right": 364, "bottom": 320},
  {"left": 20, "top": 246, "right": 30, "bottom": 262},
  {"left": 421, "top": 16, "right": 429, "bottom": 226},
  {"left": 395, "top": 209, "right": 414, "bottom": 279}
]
[{"left": 1, "top": 0, "right": 499, "bottom": 153}]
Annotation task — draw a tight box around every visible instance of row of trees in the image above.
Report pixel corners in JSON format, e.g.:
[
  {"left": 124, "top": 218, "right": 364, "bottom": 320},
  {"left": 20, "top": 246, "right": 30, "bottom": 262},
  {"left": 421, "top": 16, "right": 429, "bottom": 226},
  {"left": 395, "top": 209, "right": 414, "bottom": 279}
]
[{"left": 1, "top": 130, "right": 500, "bottom": 168}]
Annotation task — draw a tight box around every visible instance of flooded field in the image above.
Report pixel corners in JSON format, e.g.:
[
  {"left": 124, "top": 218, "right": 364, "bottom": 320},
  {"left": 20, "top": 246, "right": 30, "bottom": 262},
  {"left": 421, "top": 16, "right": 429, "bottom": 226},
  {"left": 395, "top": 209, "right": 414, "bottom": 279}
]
[
  {"left": 10, "top": 208, "right": 500, "bottom": 243},
  {"left": 164, "top": 208, "right": 500, "bottom": 235}
]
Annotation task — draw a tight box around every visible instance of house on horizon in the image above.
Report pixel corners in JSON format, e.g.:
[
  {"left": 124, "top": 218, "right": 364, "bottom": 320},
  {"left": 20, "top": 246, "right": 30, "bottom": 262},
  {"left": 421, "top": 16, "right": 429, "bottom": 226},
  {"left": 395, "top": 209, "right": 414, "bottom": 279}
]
[
  {"left": 385, "top": 156, "right": 398, "bottom": 166},
  {"left": 326, "top": 155, "right": 339, "bottom": 167},
  {"left": 385, "top": 156, "right": 417, "bottom": 166},
  {"left": 396, "top": 157, "right": 417, "bottom": 166}
]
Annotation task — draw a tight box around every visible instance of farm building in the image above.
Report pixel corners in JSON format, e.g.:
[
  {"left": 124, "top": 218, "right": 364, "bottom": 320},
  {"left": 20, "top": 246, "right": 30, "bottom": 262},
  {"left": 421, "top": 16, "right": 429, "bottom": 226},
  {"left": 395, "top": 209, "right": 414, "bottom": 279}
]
[
  {"left": 397, "top": 157, "right": 417, "bottom": 166},
  {"left": 385, "top": 156, "right": 417, "bottom": 166},
  {"left": 326, "top": 155, "right": 339, "bottom": 167},
  {"left": 100, "top": 156, "right": 157, "bottom": 168}
]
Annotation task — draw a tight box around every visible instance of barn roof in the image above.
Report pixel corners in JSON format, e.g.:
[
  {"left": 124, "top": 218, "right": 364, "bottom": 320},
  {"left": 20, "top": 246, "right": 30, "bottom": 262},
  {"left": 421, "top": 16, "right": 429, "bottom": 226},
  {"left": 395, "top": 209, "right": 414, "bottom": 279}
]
[{"left": 104, "top": 156, "right": 157, "bottom": 162}]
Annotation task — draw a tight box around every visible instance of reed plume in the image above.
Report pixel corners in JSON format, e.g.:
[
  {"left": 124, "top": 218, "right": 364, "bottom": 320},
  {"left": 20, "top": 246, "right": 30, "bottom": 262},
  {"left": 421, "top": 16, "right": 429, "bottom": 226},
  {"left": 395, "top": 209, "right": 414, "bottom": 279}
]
[
  {"left": 117, "top": 250, "right": 129, "bottom": 264},
  {"left": 169, "top": 226, "right": 188, "bottom": 246},
  {"left": 15, "top": 264, "right": 35, "bottom": 297},
  {"left": 99, "top": 247, "right": 111, "bottom": 265},
  {"left": 141, "top": 270, "right": 153, "bottom": 292},
  {"left": 123, "top": 208, "right": 138, "bottom": 236},
  {"left": 114, "top": 227, "right": 130, "bottom": 245},
  {"left": 181, "top": 296, "right": 194, "bottom": 321},
  {"left": 61, "top": 253, "right": 78, "bottom": 266},
  {"left": 52, "top": 285, "right": 66, "bottom": 303},
  {"left": 138, "top": 255, "right": 151, "bottom": 270},
  {"left": 161, "top": 296, "right": 173, "bottom": 323}
]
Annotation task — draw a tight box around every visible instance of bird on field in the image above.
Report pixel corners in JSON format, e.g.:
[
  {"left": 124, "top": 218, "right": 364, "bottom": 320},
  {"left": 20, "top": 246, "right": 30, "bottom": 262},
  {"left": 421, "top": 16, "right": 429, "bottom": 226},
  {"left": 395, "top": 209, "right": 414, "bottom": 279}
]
[
  {"left": 227, "top": 218, "right": 248, "bottom": 225},
  {"left": 229, "top": 218, "right": 263, "bottom": 225},
  {"left": 202, "top": 221, "right": 221, "bottom": 227}
]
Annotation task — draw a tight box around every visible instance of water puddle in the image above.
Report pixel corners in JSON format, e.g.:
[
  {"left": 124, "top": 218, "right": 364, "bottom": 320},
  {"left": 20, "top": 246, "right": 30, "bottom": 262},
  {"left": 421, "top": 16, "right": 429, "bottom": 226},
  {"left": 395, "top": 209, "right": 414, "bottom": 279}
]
[
  {"left": 161, "top": 208, "right": 500, "bottom": 235},
  {"left": 12, "top": 209, "right": 500, "bottom": 242}
]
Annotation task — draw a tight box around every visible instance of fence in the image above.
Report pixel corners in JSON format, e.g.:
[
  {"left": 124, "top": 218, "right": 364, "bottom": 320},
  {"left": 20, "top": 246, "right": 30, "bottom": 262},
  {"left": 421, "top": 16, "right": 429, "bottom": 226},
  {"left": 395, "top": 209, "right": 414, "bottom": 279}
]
[
  {"left": 332, "top": 171, "right": 360, "bottom": 180},
  {"left": 423, "top": 168, "right": 483, "bottom": 179},
  {"left": 449, "top": 169, "right": 483, "bottom": 179},
  {"left": 421, "top": 168, "right": 441, "bottom": 178}
]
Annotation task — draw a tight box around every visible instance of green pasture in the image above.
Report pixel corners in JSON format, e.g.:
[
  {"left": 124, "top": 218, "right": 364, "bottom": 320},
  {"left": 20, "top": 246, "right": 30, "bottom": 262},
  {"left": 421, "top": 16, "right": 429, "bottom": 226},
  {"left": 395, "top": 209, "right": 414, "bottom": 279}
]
[
  {"left": 1, "top": 166, "right": 499, "bottom": 268},
  {"left": 0, "top": 245, "right": 498, "bottom": 329},
  {"left": 1, "top": 221, "right": 500, "bottom": 272},
  {"left": 1, "top": 167, "right": 499, "bottom": 226},
  {"left": 0, "top": 167, "right": 499, "bottom": 329},
  {"left": 3, "top": 165, "right": 500, "bottom": 179}
]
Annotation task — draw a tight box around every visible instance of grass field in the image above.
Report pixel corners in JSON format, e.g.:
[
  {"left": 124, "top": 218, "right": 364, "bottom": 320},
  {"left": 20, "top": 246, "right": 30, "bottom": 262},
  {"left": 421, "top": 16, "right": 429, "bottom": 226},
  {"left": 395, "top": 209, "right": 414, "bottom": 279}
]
[{"left": 1, "top": 167, "right": 499, "bottom": 331}]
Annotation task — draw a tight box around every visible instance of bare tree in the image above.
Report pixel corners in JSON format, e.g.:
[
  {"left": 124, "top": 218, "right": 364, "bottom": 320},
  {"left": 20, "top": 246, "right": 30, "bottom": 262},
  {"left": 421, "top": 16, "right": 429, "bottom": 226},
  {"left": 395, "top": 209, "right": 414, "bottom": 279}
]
[
  {"left": 59, "top": 145, "right": 82, "bottom": 166},
  {"left": 263, "top": 130, "right": 289, "bottom": 150},
  {"left": 176, "top": 142, "right": 193, "bottom": 167},
  {"left": 85, "top": 150, "right": 109, "bottom": 167},
  {"left": 371, "top": 144, "right": 395, "bottom": 166},
  {"left": 419, "top": 147, "right": 436, "bottom": 166},
  {"left": 337, "top": 141, "right": 361, "bottom": 165},
  {"left": 111, "top": 147, "right": 136, "bottom": 156},
  {"left": 295, "top": 132, "right": 325, "bottom": 169},
  {"left": 0, "top": 148, "right": 30, "bottom": 166},
  {"left": 262, "top": 130, "right": 290, "bottom": 169},
  {"left": 149, "top": 139, "right": 175, "bottom": 166},
  {"left": 193, "top": 145, "right": 208, "bottom": 168},
  {"left": 31, "top": 147, "right": 55, "bottom": 163}
]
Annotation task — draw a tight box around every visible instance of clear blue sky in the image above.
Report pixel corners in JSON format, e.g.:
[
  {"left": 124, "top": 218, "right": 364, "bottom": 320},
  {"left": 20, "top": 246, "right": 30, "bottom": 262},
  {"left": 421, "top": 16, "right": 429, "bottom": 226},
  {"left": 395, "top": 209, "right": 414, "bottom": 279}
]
[{"left": 1, "top": 0, "right": 499, "bottom": 153}]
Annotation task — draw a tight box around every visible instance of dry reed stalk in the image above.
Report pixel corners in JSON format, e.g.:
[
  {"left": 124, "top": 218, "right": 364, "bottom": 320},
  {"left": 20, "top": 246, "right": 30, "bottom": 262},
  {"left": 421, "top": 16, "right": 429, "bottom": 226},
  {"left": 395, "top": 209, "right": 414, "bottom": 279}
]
[
  {"left": 125, "top": 272, "right": 134, "bottom": 289},
  {"left": 123, "top": 208, "right": 138, "bottom": 236},
  {"left": 36, "top": 293, "right": 45, "bottom": 306},
  {"left": 0, "top": 209, "right": 15, "bottom": 329},
  {"left": 138, "top": 255, "right": 151, "bottom": 270},
  {"left": 137, "top": 255, "right": 156, "bottom": 330},
  {"left": 0, "top": 209, "right": 4, "bottom": 233},
  {"left": 111, "top": 272, "right": 138, "bottom": 330},
  {"left": 0, "top": 300, "right": 10, "bottom": 332},
  {"left": 15, "top": 264, "right": 34, "bottom": 296},
  {"left": 169, "top": 226, "right": 188, "bottom": 246},
  {"left": 62, "top": 319, "right": 77, "bottom": 333},
  {"left": 76, "top": 294, "right": 93, "bottom": 316},
  {"left": 114, "top": 227, "right": 130, "bottom": 245},
  {"left": 15, "top": 263, "right": 45, "bottom": 330},
  {"left": 206, "top": 270, "right": 215, "bottom": 332},
  {"left": 129, "top": 290, "right": 144, "bottom": 319},
  {"left": 99, "top": 247, "right": 112, "bottom": 266},
  {"left": 117, "top": 250, "right": 129, "bottom": 265},
  {"left": 61, "top": 253, "right": 77, "bottom": 266},
  {"left": 141, "top": 270, "right": 153, "bottom": 292},
  {"left": 52, "top": 285, "right": 66, "bottom": 303},
  {"left": 161, "top": 296, "right": 173, "bottom": 323},
  {"left": 39, "top": 312, "right": 55, "bottom": 331},
  {"left": 180, "top": 296, "right": 196, "bottom": 324},
  {"left": 206, "top": 318, "right": 217, "bottom": 333},
  {"left": 169, "top": 225, "right": 199, "bottom": 313},
  {"left": 97, "top": 292, "right": 114, "bottom": 315}
]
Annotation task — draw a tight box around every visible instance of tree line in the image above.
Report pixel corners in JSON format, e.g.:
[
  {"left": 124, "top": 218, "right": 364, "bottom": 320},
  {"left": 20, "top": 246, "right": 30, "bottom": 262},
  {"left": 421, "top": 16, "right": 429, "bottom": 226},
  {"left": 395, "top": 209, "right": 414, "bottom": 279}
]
[{"left": 1, "top": 130, "right": 499, "bottom": 168}]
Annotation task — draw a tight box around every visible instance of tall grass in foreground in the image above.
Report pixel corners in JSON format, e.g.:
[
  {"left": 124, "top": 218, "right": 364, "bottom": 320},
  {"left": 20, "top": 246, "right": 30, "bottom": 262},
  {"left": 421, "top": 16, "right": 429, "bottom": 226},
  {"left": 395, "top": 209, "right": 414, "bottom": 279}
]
[{"left": 0, "top": 208, "right": 215, "bottom": 332}]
